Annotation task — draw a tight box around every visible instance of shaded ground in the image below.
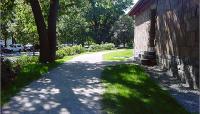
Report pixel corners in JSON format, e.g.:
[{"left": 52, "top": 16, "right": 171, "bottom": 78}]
[
  {"left": 2, "top": 51, "right": 199, "bottom": 114},
  {"left": 144, "top": 65, "right": 200, "bottom": 113},
  {"left": 101, "top": 64, "right": 189, "bottom": 114},
  {"left": 1, "top": 51, "right": 127, "bottom": 114}
]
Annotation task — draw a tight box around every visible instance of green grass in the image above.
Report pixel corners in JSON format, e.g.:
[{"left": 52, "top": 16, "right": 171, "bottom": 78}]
[
  {"left": 103, "top": 49, "right": 133, "bottom": 61},
  {"left": 101, "top": 64, "right": 189, "bottom": 114},
  {"left": 1, "top": 56, "right": 75, "bottom": 105}
]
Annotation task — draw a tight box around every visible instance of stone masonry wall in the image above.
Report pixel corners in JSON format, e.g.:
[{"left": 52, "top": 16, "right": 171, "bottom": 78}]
[
  {"left": 134, "top": 7, "right": 151, "bottom": 58},
  {"left": 155, "top": 0, "right": 199, "bottom": 89}
]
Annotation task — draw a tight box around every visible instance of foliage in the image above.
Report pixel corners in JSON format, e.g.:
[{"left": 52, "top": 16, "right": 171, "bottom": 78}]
[
  {"left": 111, "top": 15, "right": 134, "bottom": 47},
  {"left": 1, "top": 58, "right": 18, "bottom": 89},
  {"left": 56, "top": 45, "right": 85, "bottom": 59},
  {"left": 56, "top": 49, "right": 66, "bottom": 59},
  {"left": 13, "top": 0, "right": 38, "bottom": 45},
  {"left": 0, "top": 0, "right": 39, "bottom": 45},
  {"left": 101, "top": 43, "right": 115, "bottom": 50},
  {"left": 15, "top": 55, "right": 38, "bottom": 66},
  {"left": 1, "top": 0, "right": 133, "bottom": 46},
  {"left": 0, "top": 0, "right": 16, "bottom": 46},
  {"left": 73, "top": 45, "right": 86, "bottom": 54},
  {"left": 85, "top": 0, "right": 133, "bottom": 43},
  {"left": 57, "top": 1, "right": 90, "bottom": 45},
  {"left": 88, "top": 44, "right": 102, "bottom": 52},
  {"left": 101, "top": 64, "right": 189, "bottom": 114},
  {"left": 1, "top": 55, "right": 37, "bottom": 90},
  {"left": 88, "top": 43, "right": 115, "bottom": 52},
  {"left": 103, "top": 49, "right": 133, "bottom": 61}
]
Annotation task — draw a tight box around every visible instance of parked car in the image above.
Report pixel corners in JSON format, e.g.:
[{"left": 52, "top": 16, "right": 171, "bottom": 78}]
[
  {"left": 15, "top": 44, "right": 24, "bottom": 52},
  {"left": 24, "top": 43, "right": 33, "bottom": 51},
  {"left": 4, "top": 44, "right": 24, "bottom": 52},
  {"left": 0, "top": 44, "right": 5, "bottom": 53}
]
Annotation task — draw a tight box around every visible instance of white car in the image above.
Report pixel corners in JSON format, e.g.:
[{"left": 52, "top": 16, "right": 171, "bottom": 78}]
[
  {"left": 24, "top": 43, "right": 33, "bottom": 51},
  {"left": 5, "top": 44, "right": 24, "bottom": 52}
]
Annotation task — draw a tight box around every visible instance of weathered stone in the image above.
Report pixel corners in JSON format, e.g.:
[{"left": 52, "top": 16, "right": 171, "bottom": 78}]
[{"left": 130, "top": 0, "right": 199, "bottom": 89}]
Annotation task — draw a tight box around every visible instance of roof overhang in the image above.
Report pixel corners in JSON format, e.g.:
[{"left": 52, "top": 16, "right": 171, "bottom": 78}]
[{"left": 128, "top": 0, "right": 154, "bottom": 16}]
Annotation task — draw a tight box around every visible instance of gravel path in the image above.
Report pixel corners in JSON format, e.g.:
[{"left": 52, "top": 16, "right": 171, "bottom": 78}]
[
  {"left": 2, "top": 51, "right": 119, "bottom": 114},
  {"left": 144, "top": 66, "right": 200, "bottom": 113},
  {"left": 2, "top": 51, "right": 198, "bottom": 114}
]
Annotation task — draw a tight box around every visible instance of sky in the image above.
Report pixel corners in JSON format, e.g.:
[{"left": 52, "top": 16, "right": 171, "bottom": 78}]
[
  {"left": 134, "top": 0, "right": 139, "bottom": 4},
  {"left": 125, "top": 0, "right": 139, "bottom": 14}
]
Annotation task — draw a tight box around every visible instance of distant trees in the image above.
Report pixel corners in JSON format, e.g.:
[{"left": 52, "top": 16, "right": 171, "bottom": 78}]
[
  {"left": 0, "top": 0, "right": 134, "bottom": 62},
  {"left": 85, "top": 0, "right": 132, "bottom": 44},
  {"left": 57, "top": 1, "right": 90, "bottom": 46},
  {"left": 111, "top": 15, "right": 134, "bottom": 47},
  {"left": 0, "top": 0, "right": 15, "bottom": 47}
]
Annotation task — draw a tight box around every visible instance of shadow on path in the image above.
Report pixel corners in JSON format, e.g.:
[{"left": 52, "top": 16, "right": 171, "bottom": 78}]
[{"left": 1, "top": 57, "right": 130, "bottom": 114}]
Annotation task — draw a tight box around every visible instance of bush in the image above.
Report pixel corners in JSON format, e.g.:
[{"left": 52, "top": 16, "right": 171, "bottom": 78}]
[
  {"left": 1, "top": 59, "right": 19, "bottom": 89},
  {"left": 56, "top": 43, "right": 114, "bottom": 59},
  {"left": 56, "top": 49, "right": 66, "bottom": 59},
  {"left": 73, "top": 45, "right": 85, "bottom": 54},
  {"left": 56, "top": 45, "right": 85, "bottom": 59},
  {"left": 1, "top": 56, "right": 39, "bottom": 89},
  {"left": 88, "top": 43, "right": 115, "bottom": 52},
  {"left": 63, "top": 47, "right": 74, "bottom": 55},
  {"left": 88, "top": 44, "right": 101, "bottom": 52},
  {"left": 101, "top": 43, "right": 115, "bottom": 50},
  {"left": 16, "top": 55, "right": 38, "bottom": 67}
]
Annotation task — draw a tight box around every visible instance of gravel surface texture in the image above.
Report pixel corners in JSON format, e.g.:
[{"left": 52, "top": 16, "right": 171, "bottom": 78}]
[
  {"left": 2, "top": 51, "right": 198, "bottom": 114},
  {"left": 144, "top": 65, "right": 200, "bottom": 113},
  {"left": 1, "top": 51, "right": 128, "bottom": 114}
]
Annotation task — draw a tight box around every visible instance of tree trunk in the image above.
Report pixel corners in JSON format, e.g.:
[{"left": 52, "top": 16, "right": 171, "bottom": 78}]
[
  {"left": 29, "top": 0, "right": 49, "bottom": 63},
  {"left": 1, "top": 25, "right": 8, "bottom": 47},
  {"left": 48, "top": 0, "right": 59, "bottom": 62},
  {"left": 4, "top": 37, "right": 7, "bottom": 47}
]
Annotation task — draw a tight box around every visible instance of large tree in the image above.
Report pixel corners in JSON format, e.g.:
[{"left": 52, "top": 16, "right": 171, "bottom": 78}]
[
  {"left": 29, "top": 0, "right": 85, "bottom": 63},
  {"left": 1, "top": 0, "right": 133, "bottom": 63},
  {"left": 57, "top": 2, "right": 90, "bottom": 46},
  {"left": 111, "top": 15, "right": 134, "bottom": 47},
  {"left": 0, "top": 0, "right": 15, "bottom": 47},
  {"left": 29, "top": 0, "right": 59, "bottom": 63},
  {"left": 85, "top": 0, "right": 132, "bottom": 44},
  {"left": 11, "top": 0, "right": 38, "bottom": 45}
]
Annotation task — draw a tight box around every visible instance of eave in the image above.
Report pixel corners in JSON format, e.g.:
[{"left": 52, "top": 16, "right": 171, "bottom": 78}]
[{"left": 128, "top": 0, "right": 154, "bottom": 16}]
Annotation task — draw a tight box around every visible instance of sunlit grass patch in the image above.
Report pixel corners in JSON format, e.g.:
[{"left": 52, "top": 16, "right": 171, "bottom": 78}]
[
  {"left": 101, "top": 64, "right": 189, "bottom": 114},
  {"left": 103, "top": 49, "right": 133, "bottom": 61}
]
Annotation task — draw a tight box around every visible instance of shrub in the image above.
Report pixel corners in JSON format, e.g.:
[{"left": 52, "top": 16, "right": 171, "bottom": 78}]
[
  {"left": 88, "top": 43, "right": 115, "bottom": 52},
  {"left": 72, "top": 45, "right": 85, "bottom": 54},
  {"left": 1, "top": 58, "right": 19, "bottom": 89},
  {"left": 16, "top": 55, "right": 38, "bottom": 67},
  {"left": 56, "top": 45, "right": 85, "bottom": 59},
  {"left": 101, "top": 43, "right": 115, "bottom": 50},
  {"left": 88, "top": 44, "right": 101, "bottom": 52},
  {"left": 63, "top": 47, "right": 74, "bottom": 55},
  {"left": 127, "top": 42, "right": 133, "bottom": 48},
  {"left": 56, "top": 49, "right": 66, "bottom": 59},
  {"left": 1, "top": 56, "right": 39, "bottom": 89}
]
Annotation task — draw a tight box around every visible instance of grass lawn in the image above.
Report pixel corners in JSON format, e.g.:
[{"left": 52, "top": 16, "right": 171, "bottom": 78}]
[
  {"left": 1, "top": 56, "right": 75, "bottom": 105},
  {"left": 103, "top": 49, "right": 133, "bottom": 61},
  {"left": 101, "top": 64, "right": 189, "bottom": 114}
]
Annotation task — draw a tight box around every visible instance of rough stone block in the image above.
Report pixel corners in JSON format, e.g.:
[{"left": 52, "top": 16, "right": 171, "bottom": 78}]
[
  {"left": 179, "top": 47, "right": 190, "bottom": 57},
  {"left": 191, "top": 47, "right": 199, "bottom": 58},
  {"left": 186, "top": 32, "right": 196, "bottom": 47}
]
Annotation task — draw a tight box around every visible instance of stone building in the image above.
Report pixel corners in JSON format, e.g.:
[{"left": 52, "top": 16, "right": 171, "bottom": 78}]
[{"left": 128, "top": 0, "right": 199, "bottom": 89}]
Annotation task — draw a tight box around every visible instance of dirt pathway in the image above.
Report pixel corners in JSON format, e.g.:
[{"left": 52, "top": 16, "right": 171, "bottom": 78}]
[{"left": 2, "top": 51, "right": 117, "bottom": 114}]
